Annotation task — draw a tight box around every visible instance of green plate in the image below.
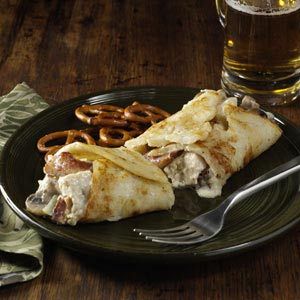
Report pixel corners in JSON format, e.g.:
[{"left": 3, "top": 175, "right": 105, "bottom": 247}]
[{"left": 1, "top": 87, "right": 300, "bottom": 263}]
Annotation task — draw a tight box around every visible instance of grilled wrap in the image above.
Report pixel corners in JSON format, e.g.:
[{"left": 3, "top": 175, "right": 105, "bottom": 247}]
[
  {"left": 125, "top": 90, "right": 282, "bottom": 198},
  {"left": 26, "top": 143, "right": 175, "bottom": 225}
]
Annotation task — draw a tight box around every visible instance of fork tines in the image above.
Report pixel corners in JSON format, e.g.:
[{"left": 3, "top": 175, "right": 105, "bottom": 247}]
[{"left": 134, "top": 224, "right": 206, "bottom": 245}]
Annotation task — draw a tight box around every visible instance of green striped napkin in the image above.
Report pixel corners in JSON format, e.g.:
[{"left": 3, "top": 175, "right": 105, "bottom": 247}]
[{"left": 0, "top": 83, "right": 48, "bottom": 286}]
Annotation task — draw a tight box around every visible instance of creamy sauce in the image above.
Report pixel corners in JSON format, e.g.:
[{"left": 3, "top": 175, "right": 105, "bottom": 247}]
[
  {"left": 26, "top": 170, "right": 92, "bottom": 225},
  {"left": 58, "top": 170, "right": 92, "bottom": 225},
  {"left": 164, "top": 152, "right": 207, "bottom": 187}
]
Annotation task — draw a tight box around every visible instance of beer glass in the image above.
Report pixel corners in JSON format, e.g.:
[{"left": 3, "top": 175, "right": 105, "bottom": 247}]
[{"left": 216, "top": 0, "right": 300, "bottom": 106}]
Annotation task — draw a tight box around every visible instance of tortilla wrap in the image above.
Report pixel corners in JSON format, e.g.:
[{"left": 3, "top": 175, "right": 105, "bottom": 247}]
[
  {"left": 26, "top": 143, "right": 174, "bottom": 225},
  {"left": 125, "top": 90, "right": 282, "bottom": 198}
]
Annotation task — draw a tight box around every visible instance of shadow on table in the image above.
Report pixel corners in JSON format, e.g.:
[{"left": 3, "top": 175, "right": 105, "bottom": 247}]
[{"left": 44, "top": 225, "right": 299, "bottom": 284}]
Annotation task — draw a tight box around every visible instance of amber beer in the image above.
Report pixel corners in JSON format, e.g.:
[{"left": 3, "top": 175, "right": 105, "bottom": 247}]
[{"left": 217, "top": 0, "right": 300, "bottom": 105}]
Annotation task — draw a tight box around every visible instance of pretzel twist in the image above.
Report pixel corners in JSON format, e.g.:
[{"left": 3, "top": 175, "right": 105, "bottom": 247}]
[
  {"left": 75, "top": 104, "right": 128, "bottom": 127},
  {"left": 38, "top": 101, "right": 170, "bottom": 157},
  {"left": 124, "top": 103, "right": 170, "bottom": 124},
  {"left": 37, "top": 130, "right": 96, "bottom": 153},
  {"left": 98, "top": 123, "right": 144, "bottom": 147}
]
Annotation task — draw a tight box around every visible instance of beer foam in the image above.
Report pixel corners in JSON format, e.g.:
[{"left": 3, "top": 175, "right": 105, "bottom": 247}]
[{"left": 225, "top": 0, "right": 300, "bottom": 15}]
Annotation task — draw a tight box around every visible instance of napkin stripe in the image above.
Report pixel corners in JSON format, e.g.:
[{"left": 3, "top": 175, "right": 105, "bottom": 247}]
[{"left": 0, "top": 83, "right": 48, "bottom": 286}]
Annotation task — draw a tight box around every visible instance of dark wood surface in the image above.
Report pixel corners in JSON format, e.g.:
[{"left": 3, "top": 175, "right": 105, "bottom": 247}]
[{"left": 1, "top": 1, "right": 299, "bottom": 299}]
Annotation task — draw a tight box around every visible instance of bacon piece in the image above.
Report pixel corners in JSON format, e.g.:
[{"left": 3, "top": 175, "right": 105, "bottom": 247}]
[
  {"left": 145, "top": 150, "right": 183, "bottom": 169},
  {"left": 51, "top": 196, "right": 73, "bottom": 224},
  {"left": 44, "top": 152, "right": 92, "bottom": 177}
]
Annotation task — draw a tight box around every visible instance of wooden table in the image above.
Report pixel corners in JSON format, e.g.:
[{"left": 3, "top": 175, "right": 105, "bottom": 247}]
[{"left": 1, "top": 1, "right": 299, "bottom": 299}]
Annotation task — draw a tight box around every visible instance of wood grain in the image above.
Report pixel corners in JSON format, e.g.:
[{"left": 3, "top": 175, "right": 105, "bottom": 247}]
[{"left": 0, "top": 1, "right": 299, "bottom": 299}]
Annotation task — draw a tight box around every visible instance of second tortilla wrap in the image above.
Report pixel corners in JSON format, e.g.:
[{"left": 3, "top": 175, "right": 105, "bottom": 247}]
[{"left": 125, "top": 90, "right": 282, "bottom": 198}]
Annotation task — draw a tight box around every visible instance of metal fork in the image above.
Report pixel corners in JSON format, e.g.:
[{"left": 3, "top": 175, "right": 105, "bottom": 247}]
[{"left": 134, "top": 156, "right": 300, "bottom": 245}]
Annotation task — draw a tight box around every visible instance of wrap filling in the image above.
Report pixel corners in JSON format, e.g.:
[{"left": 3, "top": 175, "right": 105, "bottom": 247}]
[{"left": 26, "top": 152, "right": 92, "bottom": 225}]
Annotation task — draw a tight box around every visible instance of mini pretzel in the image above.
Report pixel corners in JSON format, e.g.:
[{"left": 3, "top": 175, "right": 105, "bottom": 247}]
[
  {"left": 37, "top": 130, "right": 96, "bottom": 153},
  {"left": 124, "top": 103, "right": 170, "bottom": 124},
  {"left": 126, "top": 122, "right": 145, "bottom": 137},
  {"left": 75, "top": 104, "right": 128, "bottom": 127},
  {"left": 80, "top": 127, "right": 100, "bottom": 139},
  {"left": 99, "top": 123, "right": 144, "bottom": 147},
  {"left": 99, "top": 128, "right": 132, "bottom": 147}
]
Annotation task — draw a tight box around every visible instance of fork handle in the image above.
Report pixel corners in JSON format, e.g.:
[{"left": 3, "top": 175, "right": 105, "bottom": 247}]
[{"left": 221, "top": 156, "right": 300, "bottom": 214}]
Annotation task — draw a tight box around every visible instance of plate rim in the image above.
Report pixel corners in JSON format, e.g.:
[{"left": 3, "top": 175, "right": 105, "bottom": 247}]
[{"left": 1, "top": 86, "right": 300, "bottom": 263}]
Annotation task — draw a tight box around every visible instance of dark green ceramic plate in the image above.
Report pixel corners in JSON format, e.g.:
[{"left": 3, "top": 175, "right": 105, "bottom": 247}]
[{"left": 1, "top": 87, "right": 300, "bottom": 263}]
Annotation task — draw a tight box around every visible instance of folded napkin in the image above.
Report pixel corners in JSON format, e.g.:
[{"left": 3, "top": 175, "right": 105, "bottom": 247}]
[{"left": 0, "top": 83, "right": 49, "bottom": 286}]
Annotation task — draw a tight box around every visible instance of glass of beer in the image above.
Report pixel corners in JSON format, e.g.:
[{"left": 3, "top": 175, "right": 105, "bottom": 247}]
[{"left": 216, "top": 0, "right": 300, "bottom": 106}]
